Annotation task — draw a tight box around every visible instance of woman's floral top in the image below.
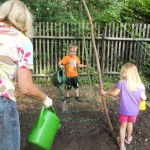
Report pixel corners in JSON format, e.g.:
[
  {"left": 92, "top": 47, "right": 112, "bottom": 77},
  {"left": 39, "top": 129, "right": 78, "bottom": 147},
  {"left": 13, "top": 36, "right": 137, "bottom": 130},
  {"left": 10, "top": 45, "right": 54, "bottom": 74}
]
[{"left": 0, "top": 22, "right": 33, "bottom": 102}]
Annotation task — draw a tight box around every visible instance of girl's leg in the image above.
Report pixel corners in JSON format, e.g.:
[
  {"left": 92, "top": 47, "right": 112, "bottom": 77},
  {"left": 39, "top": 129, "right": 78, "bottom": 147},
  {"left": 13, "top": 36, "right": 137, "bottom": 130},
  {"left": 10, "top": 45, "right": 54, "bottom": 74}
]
[
  {"left": 126, "top": 122, "right": 133, "bottom": 143},
  {"left": 119, "top": 122, "right": 127, "bottom": 150}
]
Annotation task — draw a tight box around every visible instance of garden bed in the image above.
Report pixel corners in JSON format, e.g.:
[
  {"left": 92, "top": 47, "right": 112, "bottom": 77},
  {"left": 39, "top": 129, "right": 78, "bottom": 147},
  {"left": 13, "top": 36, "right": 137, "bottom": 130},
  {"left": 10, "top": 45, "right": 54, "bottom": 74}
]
[{"left": 16, "top": 84, "right": 150, "bottom": 150}]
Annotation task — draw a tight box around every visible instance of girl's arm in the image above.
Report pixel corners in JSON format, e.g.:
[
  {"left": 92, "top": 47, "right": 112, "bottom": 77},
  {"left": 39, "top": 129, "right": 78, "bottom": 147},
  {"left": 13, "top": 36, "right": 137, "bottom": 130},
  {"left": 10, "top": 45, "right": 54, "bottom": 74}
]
[
  {"left": 100, "top": 87, "right": 120, "bottom": 97},
  {"left": 141, "top": 92, "right": 147, "bottom": 100}
]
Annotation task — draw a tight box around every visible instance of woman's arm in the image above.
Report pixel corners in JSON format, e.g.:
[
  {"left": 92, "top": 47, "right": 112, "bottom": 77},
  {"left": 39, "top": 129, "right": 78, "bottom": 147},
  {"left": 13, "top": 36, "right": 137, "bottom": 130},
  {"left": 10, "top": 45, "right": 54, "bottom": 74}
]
[{"left": 18, "top": 68, "right": 52, "bottom": 107}]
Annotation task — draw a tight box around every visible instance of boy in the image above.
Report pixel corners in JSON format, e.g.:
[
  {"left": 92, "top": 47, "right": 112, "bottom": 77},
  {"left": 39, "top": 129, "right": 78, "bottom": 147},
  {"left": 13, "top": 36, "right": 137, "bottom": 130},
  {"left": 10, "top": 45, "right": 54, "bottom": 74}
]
[{"left": 58, "top": 44, "right": 87, "bottom": 102}]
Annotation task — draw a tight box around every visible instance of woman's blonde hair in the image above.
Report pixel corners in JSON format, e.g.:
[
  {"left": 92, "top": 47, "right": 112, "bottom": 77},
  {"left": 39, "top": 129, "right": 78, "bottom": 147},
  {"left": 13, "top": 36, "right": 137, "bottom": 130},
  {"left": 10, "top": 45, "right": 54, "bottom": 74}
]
[
  {"left": 120, "top": 63, "right": 144, "bottom": 91},
  {"left": 0, "top": 0, "right": 34, "bottom": 38}
]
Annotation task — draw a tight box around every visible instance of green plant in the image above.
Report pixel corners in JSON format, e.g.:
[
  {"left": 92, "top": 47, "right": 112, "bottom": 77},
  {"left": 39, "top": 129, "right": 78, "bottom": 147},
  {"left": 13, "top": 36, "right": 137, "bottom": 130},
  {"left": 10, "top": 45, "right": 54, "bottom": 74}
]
[
  {"left": 106, "top": 97, "right": 113, "bottom": 103},
  {"left": 140, "top": 43, "right": 150, "bottom": 89},
  {"left": 33, "top": 77, "right": 51, "bottom": 85},
  {"left": 141, "top": 75, "right": 150, "bottom": 90}
]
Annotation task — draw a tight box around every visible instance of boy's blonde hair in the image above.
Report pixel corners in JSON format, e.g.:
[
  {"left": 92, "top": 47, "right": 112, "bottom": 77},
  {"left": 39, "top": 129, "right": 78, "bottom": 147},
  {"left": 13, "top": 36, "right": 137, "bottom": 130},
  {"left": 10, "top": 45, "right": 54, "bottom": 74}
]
[
  {"left": 120, "top": 63, "right": 144, "bottom": 91},
  {"left": 68, "top": 44, "right": 78, "bottom": 51},
  {"left": 0, "top": 0, "right": 34, "bottom": 38}
]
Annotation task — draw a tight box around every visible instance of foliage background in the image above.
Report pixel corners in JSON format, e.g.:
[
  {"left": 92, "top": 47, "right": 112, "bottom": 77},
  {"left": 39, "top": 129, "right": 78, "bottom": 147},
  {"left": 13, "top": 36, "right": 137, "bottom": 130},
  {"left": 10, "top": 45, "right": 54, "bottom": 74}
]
[
  {"left": 15, "top": 0, "right": 150, "bottom": 24},
  {"left": 0, "top": 0, "right": 149, "bottom": 88}
]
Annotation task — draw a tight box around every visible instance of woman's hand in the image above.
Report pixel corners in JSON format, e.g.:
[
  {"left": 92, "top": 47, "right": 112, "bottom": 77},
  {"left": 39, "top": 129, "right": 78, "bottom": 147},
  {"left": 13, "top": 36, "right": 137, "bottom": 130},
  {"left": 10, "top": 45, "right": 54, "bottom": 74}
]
[{"left": 43, "top": 96, "right": 53, "bottom": 108}]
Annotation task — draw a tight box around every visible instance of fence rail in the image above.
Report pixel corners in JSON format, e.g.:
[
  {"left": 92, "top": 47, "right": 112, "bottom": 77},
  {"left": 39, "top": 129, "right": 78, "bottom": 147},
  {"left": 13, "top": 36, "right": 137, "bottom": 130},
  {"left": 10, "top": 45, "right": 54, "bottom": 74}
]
[
  {"left": 34, "top": 36, "right": 150, "bottom": 41},
  {"left": 32, "top": 22, "right": 150, "bottom": 78}
]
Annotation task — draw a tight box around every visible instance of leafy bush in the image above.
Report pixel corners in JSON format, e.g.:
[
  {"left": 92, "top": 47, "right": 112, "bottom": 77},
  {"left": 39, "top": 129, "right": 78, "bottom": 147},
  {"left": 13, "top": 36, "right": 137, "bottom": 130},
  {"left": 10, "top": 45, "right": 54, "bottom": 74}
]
[{"left": 6, "top": 0, "right": 148, "bottom": 24}]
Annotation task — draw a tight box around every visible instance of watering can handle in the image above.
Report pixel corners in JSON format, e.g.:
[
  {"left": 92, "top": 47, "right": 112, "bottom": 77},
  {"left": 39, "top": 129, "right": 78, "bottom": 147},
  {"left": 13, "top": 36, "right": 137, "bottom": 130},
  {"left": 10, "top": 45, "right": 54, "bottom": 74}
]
[
  {"left": 40, "top": 106, "right": 57, "bottom": 118},
  {"left": 60, "top": 67, "right": 65, "bottom": 72},
  {"left": 43, "top": 106, "right": 57, "bottom": 114},
  {"left": 38, "top": 106, "right": 57, "bottom": 128}
]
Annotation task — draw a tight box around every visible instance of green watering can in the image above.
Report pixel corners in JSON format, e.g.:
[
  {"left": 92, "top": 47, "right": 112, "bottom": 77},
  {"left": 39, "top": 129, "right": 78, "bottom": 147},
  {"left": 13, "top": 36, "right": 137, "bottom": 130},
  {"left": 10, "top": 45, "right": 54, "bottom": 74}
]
[
  {"left": 51, "top": 69, "right": 66, "bottom": 87},
  {"left": 51, "top": 69, "right": 66, "bottom": 97},
  {"left": 27, "top": 106, "right": 61, "bottom": 150}
]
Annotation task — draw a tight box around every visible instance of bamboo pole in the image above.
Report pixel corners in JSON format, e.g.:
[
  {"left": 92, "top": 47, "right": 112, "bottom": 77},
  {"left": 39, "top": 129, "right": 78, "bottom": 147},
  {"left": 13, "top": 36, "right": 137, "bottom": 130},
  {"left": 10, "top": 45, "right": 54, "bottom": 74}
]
[{"left": 82, "top": 0, "right": 115, "bottom": 137}]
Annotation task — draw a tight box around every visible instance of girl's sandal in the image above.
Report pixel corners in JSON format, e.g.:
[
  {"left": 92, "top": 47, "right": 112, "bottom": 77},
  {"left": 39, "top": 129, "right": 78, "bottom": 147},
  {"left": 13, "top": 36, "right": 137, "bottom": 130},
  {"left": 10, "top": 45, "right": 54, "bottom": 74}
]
[
  {"left": 117, "top": 137, "right": 126, "bottom": 150},
  {"left": 125, "top": 136, "right": 133, "bottom": 144}
]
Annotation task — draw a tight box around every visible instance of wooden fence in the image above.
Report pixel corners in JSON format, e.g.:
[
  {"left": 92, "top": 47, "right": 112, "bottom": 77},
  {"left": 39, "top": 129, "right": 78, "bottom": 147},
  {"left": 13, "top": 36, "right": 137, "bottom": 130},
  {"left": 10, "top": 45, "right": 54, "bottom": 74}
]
[{"left": 32, "top": 22, "right": 150, "bottom": 78}]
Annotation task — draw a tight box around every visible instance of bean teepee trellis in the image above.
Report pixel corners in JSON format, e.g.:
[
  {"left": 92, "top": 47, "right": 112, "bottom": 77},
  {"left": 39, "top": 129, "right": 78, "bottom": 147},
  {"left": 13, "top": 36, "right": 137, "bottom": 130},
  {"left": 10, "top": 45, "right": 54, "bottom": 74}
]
[{"left": 82, "top": 0, "right": 115, "bottom": 137}]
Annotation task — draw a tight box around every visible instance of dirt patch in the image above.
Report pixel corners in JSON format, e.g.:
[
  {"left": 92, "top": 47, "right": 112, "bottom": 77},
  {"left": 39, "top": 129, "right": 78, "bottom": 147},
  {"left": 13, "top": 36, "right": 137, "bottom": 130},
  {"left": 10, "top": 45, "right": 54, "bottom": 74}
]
[{"left": 16, "top": 84, "right": 150, "bottom": 150}]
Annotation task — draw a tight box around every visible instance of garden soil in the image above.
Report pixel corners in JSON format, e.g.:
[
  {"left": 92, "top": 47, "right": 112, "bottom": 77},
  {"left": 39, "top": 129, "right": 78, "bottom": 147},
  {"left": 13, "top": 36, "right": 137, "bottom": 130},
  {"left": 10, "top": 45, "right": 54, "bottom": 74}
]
[{"left": 16, "top": 84, "right": 150, "bottom": 150}]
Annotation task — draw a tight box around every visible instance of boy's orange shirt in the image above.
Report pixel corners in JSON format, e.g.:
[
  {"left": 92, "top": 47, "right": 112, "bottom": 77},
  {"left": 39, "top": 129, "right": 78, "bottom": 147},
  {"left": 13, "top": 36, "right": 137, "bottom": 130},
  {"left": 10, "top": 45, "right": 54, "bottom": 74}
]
[{"left": 60, "top": 55, "right": 80, "bottom": 77}]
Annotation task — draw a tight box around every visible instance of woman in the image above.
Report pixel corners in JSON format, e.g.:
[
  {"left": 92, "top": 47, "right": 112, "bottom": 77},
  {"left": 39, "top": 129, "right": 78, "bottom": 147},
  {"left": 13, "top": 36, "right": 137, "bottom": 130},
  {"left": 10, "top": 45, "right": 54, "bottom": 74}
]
[{"left": 0, "top": 0, "right": 52, "bottom": 149}]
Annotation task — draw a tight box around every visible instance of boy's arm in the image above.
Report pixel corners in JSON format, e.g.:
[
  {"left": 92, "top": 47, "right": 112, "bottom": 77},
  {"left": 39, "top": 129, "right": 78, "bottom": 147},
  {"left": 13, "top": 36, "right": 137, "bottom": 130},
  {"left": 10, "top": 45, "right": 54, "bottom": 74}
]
[
  {"left": 76, "top": 57, "right": 87, "bottom": 68},
  {"left": 58, "top": 61, "right": 64, "bottom": 69},
  {"left": 78, "top": 64, "right": 88, "bottom": 68}
]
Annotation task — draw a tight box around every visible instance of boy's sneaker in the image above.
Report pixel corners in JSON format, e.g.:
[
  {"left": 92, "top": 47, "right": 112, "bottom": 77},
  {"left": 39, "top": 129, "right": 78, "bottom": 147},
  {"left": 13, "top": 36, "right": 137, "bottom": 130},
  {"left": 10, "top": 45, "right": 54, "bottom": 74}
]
[
  {"left": 75, "top": 97, "right": 82, "bottom": 102},
  {"left": 61, "top": 96, "right": 70, "bottom": 102}
]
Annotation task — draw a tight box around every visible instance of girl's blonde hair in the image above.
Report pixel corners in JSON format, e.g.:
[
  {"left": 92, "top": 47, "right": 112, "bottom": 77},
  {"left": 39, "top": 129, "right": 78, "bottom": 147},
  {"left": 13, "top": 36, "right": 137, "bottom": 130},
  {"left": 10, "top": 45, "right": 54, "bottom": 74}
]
[
  {"left": 120, "top": 63, "right": 144, "bottom": 91},
  {"left": 0, "top": 0, "right": 34, "bottom": 38}
]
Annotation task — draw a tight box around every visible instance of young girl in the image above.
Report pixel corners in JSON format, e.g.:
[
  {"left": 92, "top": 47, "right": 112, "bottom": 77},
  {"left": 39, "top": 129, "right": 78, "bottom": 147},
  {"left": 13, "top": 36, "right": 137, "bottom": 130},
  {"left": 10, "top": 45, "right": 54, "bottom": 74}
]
[{"left": 100, "top": 63, "right": 146, "bottom": 150}]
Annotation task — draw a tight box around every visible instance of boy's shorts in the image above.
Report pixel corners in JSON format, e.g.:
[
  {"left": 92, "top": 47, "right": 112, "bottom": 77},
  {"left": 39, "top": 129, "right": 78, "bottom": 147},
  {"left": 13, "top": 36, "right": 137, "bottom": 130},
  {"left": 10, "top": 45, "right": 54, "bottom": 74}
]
[
  {"left": 118, "top": 114, "right": 137, "bottom": 123},
  {"left": 65, "top": 76, "right": 79, "bottom": 90}
]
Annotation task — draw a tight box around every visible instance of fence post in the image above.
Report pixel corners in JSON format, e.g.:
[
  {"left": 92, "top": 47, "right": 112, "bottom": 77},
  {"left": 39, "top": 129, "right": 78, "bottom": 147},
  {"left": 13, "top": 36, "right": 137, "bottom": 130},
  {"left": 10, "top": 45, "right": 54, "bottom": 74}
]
[{"left": 101, "top": 28, "right": 105, "bottom": 74}]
